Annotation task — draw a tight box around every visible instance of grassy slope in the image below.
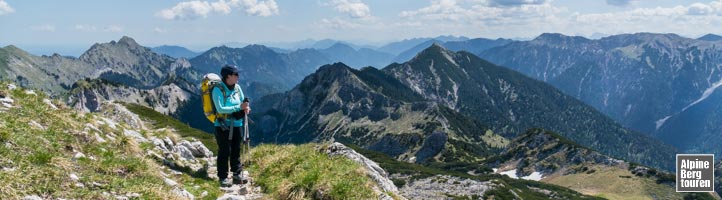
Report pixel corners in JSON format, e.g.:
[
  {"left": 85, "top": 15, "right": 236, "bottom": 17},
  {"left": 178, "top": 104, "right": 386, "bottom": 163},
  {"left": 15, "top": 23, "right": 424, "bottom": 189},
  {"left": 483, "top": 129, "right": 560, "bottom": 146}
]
[
  {"left": 543, "top": 166, "right": 682, "bottom": 200},
  {"left": 0, "top": 83, "right": 223, "bottom": 199}
]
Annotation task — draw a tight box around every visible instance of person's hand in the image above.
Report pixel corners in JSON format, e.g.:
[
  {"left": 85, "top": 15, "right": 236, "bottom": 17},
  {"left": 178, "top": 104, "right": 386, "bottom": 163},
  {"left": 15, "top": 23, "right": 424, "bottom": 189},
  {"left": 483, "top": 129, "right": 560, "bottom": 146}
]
[{"left": 241, "top": 102, "right": 251, "bottom": 115}]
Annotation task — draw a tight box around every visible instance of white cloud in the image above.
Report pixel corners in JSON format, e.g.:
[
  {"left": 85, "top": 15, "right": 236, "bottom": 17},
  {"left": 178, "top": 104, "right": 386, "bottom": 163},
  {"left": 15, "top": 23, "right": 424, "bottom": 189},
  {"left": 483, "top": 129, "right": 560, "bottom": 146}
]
[
  {"left": 73, "top": 24, "right": 123, "bottom": 32},
  {"left": 606, "top": 0, "right": 638, "bottom": 7},
  {"left": 238, "top": 0, "right": 279, "bottom": 17},
  {"left": 157, "top": 0, "right": 279, "bottom": 20},
  {"left": 157, "top": 1, "right": 214, "bottom": 20},
  {"left": 211, "top": 1, "right": 232, "bottom": 14},
  {"left": 153, "top": 27, "right": 168, "bottom": 33},
  {"left": 396, "top": 0, "right": 722, "bottom": 39},
  {"left": 319, "top": 17, "right": 360, "bottom": 29},
  {"left": 569, "top": 1, "right": 722, "bottom": 37},
  {"left": 104, "top": 25, "right": 123, "bottom": 32},
  {"left": 75, "top": 24, "right": 98, "bottom": 32},
  {"left": 687, "top": 3, "right": 715, "bottom": 15},
  {"left": 30, "top": 25, "right": 55, "bottom": 32},
  {"left": 400, "top": 0, "right": 562, "bottom": 24},
  {"left": 399, "top": 0, "right": 472, "bottom": 21},
  {"left": 487, "top": 0, "right": 547, "bottom": 7},
  {"left": 0, "top": 0, "right": 14, "bottom": 15},
  {"left": 328, "top": 0, "right": 371, "bottom": 19}
]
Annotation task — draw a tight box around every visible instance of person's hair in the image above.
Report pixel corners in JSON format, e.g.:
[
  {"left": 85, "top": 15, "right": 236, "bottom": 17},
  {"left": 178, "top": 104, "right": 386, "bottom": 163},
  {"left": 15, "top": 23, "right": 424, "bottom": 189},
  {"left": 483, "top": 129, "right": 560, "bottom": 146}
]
[{"left": 221, "top": 65, "right": 235, "bottom": 82}]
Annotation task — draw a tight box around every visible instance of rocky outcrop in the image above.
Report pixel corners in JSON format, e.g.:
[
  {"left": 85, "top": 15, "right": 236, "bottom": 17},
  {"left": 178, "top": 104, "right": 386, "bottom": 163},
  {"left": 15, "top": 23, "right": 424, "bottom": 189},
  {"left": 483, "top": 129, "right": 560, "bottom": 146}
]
[
  {"left": 323, "top": 142, "right": 400, "bottom": 196},
  {"left": 69, "top": 79, "right": 191, "bottom": 114},
  {"left": 398, "top": 175, "right": 496, "bottom": 199}
]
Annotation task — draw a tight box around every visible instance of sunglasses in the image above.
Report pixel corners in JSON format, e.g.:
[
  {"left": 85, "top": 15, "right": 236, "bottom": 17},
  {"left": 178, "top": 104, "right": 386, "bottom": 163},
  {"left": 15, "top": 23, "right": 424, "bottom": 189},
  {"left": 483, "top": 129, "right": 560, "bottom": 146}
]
[{"left": 231, "top": 73, "right": 239, "bottom": 76}]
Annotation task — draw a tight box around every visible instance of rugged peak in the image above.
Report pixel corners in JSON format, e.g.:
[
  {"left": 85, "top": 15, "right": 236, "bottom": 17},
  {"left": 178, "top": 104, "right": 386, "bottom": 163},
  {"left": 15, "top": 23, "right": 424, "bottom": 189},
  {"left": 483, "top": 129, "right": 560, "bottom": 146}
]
[
  {"left": 417, "top": 42, "right": 451, "bottom": 57},
  {"left": 429, "top": 42, "right": 444, "bottom": 48},
  {"left": 81, "top": 36, "right": 149, "bottom": 59},
  {"left": 118, "top": 36, "right": 140, "bottom": 47},
  {"left": 408, "top": 42, "right": 462, "bottom": 66},
  {"left": 315, "top": 62, "right": 354, "bottom": 76}
]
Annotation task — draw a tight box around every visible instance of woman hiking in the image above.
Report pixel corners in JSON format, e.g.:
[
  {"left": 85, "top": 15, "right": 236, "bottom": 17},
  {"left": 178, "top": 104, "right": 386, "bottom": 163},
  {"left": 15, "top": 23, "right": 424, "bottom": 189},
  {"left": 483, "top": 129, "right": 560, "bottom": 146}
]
[{"left": 212, "top": 65, "right": 251, "bottom": 187}]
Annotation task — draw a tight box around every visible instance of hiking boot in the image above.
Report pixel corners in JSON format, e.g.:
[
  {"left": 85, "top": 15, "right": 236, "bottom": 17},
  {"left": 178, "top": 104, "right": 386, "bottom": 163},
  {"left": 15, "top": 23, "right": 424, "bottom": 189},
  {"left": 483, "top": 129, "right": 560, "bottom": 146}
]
[
  {"left": 232, "top": 174, "right": 248, "bottom": 185},
  {"left": 219, "top": 178, "right": 232, "bottom": 187}
]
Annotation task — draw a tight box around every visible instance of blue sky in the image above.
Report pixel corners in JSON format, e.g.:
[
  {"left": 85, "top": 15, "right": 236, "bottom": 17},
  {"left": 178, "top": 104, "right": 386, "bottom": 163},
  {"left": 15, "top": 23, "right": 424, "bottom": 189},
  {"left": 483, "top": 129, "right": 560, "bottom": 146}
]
[{"left": 1, "top": 0, "right": 722, "bottom": 54}]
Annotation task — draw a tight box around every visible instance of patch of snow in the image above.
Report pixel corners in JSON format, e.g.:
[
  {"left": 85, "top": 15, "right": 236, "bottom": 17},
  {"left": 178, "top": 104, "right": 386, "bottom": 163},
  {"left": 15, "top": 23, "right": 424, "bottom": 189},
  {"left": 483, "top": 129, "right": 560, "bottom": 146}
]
[
  {"left": 682, "top": 78, "right": 722, "bottom": 112},
  {"left": 498, "top": 169, "right": 543, "bottom": 181},
  {"left": 655, "top": 116, "right": 672, "bottom": 130},
  {"left": 521, "top": 172, "right": 543, "bottom": 181},
  {"left": 646, "top": 56, "right": 655, "bottom": 69},
  {"left": 24, "top": 90, "right": 36, "bottom": 95},
  {"left": 7, "top": 84, "right": 16, "bottom": 90},
  {"left": 499, "top": 169, "right": 518, "bottom": 179},
  {"left": 492, "top": 168, "right": 498, "bottom": 173}
]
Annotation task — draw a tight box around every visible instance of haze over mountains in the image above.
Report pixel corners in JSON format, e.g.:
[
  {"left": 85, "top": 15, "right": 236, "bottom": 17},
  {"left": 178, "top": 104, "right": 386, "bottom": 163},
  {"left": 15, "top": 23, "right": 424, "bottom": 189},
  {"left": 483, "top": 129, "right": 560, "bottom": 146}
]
[{"left": 2, "top": 32, "right": 722, "bottom": 198}]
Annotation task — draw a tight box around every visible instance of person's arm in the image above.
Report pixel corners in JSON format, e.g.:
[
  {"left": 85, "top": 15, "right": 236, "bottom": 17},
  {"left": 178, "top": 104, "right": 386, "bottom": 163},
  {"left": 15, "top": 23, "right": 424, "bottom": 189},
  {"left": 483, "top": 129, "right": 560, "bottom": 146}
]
[
  {"left": 212, "top": 86, "right": 240, "bottom": 114},
  {"left": 238, "top": 86, "right": 251, "bottom": 114}
]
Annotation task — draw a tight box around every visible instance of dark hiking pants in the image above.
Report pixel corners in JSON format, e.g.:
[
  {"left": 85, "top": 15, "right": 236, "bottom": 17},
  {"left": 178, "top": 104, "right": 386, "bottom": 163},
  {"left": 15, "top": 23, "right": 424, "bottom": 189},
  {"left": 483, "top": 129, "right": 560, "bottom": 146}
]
[{"left": 215, "top": 126, "right": 243, "bottom": 179}]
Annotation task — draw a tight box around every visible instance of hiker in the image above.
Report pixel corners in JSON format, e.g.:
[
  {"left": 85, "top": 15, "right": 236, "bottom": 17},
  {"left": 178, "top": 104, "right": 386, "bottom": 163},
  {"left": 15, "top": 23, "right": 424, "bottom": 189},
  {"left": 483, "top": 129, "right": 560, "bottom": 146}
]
[{"left": 212, "top": 65, "right": 251, "bottom": 187}]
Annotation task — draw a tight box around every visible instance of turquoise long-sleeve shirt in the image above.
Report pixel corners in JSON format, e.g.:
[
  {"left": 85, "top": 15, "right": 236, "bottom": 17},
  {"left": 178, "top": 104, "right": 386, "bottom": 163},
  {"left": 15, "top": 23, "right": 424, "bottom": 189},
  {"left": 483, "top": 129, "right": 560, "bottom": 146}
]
[{"left": 212, "top": 83, "right": 245, "bottom": 127}]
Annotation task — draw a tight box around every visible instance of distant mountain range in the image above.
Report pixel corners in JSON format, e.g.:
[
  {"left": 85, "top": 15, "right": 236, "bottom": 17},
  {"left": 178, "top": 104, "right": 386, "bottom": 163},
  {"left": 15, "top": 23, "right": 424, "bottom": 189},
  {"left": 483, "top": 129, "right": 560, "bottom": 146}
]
[
  {"left": 189, "top": 44, "right": 330, "bottom": 95},
  {"left": 479, "top": 32, "right": 722, "bottom": 157},
  {"left": 378, "top": 35, "right": 470, "bottom": 55},
  {"left": 391, "top": 38, "right": 513, "bottom": 63},
  {"left": 256, "top": 44, "right": 677, "bottom": 171},
  {"left": 319, "top": 43, "right": 394, "bottom": 68},
  {"left": 151, "top": 45, "right": 201, "bottom": 59}
]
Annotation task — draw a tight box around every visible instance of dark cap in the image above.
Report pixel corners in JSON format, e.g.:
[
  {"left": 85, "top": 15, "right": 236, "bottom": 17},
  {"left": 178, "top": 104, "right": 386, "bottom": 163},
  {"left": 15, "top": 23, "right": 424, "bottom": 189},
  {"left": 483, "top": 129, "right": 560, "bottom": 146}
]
[{"left": 221, "top": 65, "right": 239, "bottom": 79}]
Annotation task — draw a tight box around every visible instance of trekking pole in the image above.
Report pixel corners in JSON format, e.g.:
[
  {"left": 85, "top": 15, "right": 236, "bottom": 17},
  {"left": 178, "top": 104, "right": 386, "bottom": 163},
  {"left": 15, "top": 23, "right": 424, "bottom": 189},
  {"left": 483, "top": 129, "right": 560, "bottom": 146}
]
[
  {"left": 242, "top": 98, "right": 250, "bottom": 179},
  {"left": 243, "top": 98, "right": 250, "bottom": 162}
]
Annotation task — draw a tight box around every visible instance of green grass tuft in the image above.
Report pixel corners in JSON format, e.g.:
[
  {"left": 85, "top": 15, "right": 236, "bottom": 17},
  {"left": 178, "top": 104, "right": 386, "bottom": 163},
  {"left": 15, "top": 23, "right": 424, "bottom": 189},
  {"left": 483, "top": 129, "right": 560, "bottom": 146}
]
[{"left": 249, "top": 143, "right": 377, "bottom": 200}]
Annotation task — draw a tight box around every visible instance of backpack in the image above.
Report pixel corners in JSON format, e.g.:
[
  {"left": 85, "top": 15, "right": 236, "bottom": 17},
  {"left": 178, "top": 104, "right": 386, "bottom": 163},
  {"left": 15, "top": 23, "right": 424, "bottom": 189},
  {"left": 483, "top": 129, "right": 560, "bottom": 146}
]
[{"left": 201, "top": 73, "right": 226, "bottom": 123}]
